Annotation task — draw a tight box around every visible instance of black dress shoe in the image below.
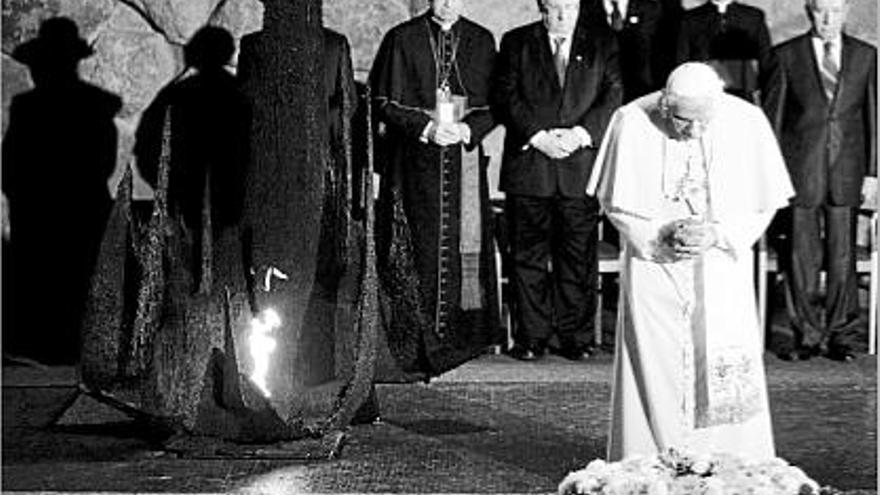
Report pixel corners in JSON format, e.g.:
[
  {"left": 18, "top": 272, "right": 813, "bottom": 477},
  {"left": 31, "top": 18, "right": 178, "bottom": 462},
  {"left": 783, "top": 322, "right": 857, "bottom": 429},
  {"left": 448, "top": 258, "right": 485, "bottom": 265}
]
[
  {"left": 555, "top": 347, "right": 591, "bottom": 362},
  {"left": 775, "top": 345, "right": 819, "bottom": 361},
  {"left": 797, "top": 345, "right": 823, "bottom": 361},
  {"left": 508, "top": 345, "right": 542, "bottom": 362},
  {"left": 775, "top": 349, "right": 797, "bottom": 362},
  {"left": 826, "top": 348, "right": 856, "bottom": 362}
]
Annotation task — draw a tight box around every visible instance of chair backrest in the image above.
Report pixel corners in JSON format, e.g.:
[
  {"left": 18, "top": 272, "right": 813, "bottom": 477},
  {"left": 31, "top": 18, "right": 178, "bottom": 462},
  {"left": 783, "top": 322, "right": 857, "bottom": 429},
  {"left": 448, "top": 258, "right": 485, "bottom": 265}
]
[{"left": 597, "top": 215, "right": 621, "bottom": 274}]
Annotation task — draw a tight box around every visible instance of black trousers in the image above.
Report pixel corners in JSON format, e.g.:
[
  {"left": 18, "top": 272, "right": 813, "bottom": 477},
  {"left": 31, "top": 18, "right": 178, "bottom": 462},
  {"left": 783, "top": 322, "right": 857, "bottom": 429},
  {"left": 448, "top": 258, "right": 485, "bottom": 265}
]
[
  {"left": 507, "top": 194, "right": 599, "bottom": 350},
  {"left": 785, "top": 205, "right": 861, "bottom": 351}
]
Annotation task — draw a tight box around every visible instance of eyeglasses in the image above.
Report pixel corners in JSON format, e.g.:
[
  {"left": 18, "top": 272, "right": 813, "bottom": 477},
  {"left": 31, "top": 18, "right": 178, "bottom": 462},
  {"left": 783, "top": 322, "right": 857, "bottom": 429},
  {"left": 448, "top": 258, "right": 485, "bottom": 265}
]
[{"left": 670, "top": 113, "right": 709, "bottom": 134}]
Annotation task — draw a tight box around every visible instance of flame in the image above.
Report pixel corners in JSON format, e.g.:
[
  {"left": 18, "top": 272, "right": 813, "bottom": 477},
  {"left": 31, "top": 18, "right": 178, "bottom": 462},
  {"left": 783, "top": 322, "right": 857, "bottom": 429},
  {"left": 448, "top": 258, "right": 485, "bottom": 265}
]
[{"left": 248, "top": 307, "right": 281, "bottom": 397}]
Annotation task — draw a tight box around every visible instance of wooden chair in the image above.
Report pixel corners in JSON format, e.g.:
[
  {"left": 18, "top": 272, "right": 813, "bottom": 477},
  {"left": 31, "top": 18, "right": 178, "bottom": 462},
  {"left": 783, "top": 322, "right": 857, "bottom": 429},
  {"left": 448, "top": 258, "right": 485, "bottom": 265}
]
[
  {"left": 595, "top": 216, "right": 621, "bottom": 348},
  {"left": 492, "top": 198, "right": 514, "bottom": 352},
  {"left": 756, "top": 209, "right": 878, "bottom": 354}
]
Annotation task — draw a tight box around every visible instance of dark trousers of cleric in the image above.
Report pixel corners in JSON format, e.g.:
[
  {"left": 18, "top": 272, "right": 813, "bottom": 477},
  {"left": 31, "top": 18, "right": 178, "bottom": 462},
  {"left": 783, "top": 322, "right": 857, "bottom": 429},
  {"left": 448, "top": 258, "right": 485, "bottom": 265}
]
[
  {"left": 507, "top": 194, "right": 599, "bottom": 351},
  {"left": 786, "top": 205, "right": 862, "bottom": 352}
]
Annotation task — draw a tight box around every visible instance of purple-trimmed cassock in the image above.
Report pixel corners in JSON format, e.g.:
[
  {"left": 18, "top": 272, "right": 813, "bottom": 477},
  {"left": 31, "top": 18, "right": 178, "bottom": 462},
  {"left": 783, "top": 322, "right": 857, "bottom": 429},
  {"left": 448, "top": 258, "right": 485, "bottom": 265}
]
[{"left": 369, "top": 11, "right": 502, "bottom": 381}]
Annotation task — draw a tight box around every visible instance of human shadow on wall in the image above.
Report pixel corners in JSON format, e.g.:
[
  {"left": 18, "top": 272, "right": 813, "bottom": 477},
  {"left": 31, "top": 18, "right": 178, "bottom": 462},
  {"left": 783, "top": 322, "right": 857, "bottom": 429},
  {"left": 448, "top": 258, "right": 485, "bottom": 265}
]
[
  {"left": 133, "top": 25, "right": 250, "bottom": 297},
  {"left": 1, "top": 17, "right": 122, "bottom": 365}
]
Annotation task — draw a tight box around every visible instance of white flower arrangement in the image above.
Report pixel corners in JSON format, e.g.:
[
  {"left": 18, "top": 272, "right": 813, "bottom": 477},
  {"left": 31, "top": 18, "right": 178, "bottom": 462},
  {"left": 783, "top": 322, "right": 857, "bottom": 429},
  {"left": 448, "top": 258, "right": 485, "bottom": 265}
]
[{"left": 558, "top": 448, "right": 827, "bottom": 495}]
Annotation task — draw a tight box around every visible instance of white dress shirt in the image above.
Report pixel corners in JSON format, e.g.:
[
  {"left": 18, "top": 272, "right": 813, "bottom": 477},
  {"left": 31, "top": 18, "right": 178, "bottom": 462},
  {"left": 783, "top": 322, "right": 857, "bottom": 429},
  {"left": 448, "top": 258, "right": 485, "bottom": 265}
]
[
  {"left": 603, "top": 0, "right": 629, "bottom": 25},
  {"left": 547, "top": 31, "right": 574, "bottom": 65},
  {"left": 811, "top": 34, "right": 843, "bottom": 73},
  {"left": 711, "top": 0, "right": 733, "bottom": 14}
]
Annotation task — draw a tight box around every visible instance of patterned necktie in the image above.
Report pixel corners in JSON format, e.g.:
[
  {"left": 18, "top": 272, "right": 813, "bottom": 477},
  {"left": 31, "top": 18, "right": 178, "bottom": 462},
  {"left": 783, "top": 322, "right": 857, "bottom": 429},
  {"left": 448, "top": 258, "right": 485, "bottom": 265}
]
[
  {"left": 553, "top": 36, "right": 567, "bottom": 87},
  {"left": 610, "top": 0, "right": 624, "bottom": 32},
  {"left": 820, "top": 41, "right": 839, "bottom": 100}
]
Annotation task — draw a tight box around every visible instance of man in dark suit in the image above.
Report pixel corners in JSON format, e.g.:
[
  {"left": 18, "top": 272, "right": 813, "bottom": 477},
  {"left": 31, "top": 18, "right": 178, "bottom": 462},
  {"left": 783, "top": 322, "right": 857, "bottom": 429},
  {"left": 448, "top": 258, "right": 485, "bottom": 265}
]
[
  {"left": 493, "top": 0, "right": 622, "bottom": 361},
  {"left": 762, "top": 0, "right": 877, "bottom": 361},
  {"left": 582, "top": 0, "right": 680, "bottom": 102},
  {"left": 675, "top": 0, "right": 772, "bottom": 101}
]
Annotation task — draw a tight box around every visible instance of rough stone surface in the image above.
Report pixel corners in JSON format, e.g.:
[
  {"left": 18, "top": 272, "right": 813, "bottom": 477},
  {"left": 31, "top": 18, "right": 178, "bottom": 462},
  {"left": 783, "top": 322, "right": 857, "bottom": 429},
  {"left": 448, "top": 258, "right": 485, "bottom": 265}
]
[
  {"left": 323, "top": 0, "right": 410, "bottom": 78},
  {"left": 471, "top": 1, "right": 541, "bottom": 41},
  {"left": 1, "top": 54, "right": 31, "bottom": 137},
  {"left": 0, "top": 0, "right": 876, "bottom": 196},
  {"left": 1, "top": 0, "right": 116, "bottom": 54},
  {"left": 209, "top": 0, "right": 263, "bottom": 42},
  {"left": 80, "top": 4, "right": 179, "bottom": 121},
  {"left": 125, "top": 0, "right": 222, "bottom": 44}
]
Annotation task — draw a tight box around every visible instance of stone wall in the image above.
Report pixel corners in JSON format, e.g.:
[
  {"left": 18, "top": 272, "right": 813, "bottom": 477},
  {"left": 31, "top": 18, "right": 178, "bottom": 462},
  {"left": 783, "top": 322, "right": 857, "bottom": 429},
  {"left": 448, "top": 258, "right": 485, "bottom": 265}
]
[{"left": 1, "top": 0, "right": 876, "bottom": 198}]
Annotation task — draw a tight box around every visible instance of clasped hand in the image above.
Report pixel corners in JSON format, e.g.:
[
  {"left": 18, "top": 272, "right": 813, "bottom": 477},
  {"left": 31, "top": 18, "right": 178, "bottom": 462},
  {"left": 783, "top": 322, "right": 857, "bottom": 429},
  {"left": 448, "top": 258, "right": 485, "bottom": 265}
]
[
  {"left": 533, "top": 128, "right": 584, "bottom": 160},
  {"left": 429, "top": 122, "right": 469, "bottom": 147},
  {"left": 661, "top": 217, "right": 717, "bottom": 260}
]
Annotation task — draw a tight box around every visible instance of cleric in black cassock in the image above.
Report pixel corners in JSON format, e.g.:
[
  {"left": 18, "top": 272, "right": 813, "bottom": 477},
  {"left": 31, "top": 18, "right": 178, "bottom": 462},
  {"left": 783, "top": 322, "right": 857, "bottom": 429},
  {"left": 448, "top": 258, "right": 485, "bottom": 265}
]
[{"left": 370, "top": 0, "right": 502, "bottom": 381}]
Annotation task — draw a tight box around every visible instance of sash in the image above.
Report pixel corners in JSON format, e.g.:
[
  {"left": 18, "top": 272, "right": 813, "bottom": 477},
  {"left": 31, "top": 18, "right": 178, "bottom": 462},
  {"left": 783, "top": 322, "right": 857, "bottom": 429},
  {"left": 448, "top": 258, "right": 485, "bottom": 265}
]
[
  {"left": 459, "top": 146, "right": 482, "bottom": 310},
  {"left": 433, "top": 92, "right": 484, "bottom": 311}
]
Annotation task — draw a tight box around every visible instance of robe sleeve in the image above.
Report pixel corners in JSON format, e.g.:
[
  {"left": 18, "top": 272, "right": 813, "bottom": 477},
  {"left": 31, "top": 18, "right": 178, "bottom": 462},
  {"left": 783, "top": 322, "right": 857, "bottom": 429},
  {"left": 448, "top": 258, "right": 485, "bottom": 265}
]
[
  {"left": 606, "top": 208, "right": 669, "bottom": 261},
  {"left": 460, "top": 29, "right": 496, "bottom": 150},
  {"left": 369, "top": 30, "right": 433, "bottom": 140}
]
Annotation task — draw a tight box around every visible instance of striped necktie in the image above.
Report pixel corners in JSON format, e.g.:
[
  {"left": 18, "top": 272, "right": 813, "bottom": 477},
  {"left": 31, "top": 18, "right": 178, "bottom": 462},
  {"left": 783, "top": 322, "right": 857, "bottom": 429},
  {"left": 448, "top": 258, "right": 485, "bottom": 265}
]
[
  {"left": 553, "top": 36, "right": 567, "bottom": 87},
  {"left": 610, "top": 0, "right": 624, "bottom": 31},
  {"left": 819, "top": 40, "right": 839, "bottom": 100}
]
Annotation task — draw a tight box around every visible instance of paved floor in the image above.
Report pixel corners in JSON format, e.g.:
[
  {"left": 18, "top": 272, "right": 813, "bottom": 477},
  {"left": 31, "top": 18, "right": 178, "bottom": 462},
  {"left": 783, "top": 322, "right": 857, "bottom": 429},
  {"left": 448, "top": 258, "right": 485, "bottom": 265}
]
[{"left": 2, "top": 351, "right": 876, "bottom": 494}]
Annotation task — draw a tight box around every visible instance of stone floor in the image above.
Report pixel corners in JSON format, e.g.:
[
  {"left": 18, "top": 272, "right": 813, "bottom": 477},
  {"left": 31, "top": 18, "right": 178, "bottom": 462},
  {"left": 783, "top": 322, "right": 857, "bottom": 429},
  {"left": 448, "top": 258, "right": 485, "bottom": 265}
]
[{"left": 2, "top": 350, "right": 876, "bottom": 494}]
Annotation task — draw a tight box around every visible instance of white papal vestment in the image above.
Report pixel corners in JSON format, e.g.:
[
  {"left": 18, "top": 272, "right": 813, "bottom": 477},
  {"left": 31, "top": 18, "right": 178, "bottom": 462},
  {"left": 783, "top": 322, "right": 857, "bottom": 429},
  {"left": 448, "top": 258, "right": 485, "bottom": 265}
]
[{"left": 587, "top": 92, "right": 795, "bottom": 461}]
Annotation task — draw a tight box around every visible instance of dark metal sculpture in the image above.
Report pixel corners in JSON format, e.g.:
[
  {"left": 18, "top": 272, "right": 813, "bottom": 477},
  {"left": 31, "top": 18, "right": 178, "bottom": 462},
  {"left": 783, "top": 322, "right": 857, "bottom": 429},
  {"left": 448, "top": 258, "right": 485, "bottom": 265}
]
[{"left": 76, "top": 0, "right": 379, "bottom": 457}]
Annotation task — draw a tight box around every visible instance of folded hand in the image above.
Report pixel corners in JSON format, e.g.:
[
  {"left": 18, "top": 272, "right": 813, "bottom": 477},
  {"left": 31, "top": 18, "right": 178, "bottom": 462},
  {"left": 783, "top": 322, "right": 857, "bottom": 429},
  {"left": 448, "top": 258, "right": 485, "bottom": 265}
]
[
  {"left": 663, "top": 218, "right": 716, "bottom": 260},
  {"left": 551, "top": 128, "right": 583, "bottom": 155},
  {"left": 430, "top": 122, "right": 463, "bottom": 147},
  {"left": 533, "top": 132, "right": 572, "bottom": 160}
]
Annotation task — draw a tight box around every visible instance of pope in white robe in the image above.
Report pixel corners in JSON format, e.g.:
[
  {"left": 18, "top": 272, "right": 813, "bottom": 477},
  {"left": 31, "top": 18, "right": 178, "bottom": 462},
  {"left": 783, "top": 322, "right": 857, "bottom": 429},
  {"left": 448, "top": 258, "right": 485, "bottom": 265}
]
[{"left": 586, "top": 63, "right": 795, "bottom": 461}]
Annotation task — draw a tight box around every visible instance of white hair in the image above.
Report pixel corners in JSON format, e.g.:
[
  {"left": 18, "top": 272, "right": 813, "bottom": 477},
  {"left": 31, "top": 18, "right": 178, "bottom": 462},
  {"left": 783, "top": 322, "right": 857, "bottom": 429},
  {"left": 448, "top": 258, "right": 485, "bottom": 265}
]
[{"left": 664, "top": 62, "right": 725, "bottom": 100}]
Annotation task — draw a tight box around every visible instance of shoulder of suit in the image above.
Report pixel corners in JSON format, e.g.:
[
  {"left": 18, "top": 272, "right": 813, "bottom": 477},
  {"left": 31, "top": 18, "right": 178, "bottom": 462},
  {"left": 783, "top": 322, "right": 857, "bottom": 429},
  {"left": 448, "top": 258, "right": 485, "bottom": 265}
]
[
  {"left": 681, "top": 2, "right": 713, "bottom": 20},
  {"left": 772, "top": 33, "right": 809, "bottom": 55},
  {"left": 501, "top": 20, "right": 543, "bottom": 41},
  {"left": 843, "top": 34, "right": 877, "bottom": 54},
  {"left": 384, "top": 14, "right": 427, "bottom": 40},
  {"left": 730, "top": 2, "right": 767, "bottom": 19}
]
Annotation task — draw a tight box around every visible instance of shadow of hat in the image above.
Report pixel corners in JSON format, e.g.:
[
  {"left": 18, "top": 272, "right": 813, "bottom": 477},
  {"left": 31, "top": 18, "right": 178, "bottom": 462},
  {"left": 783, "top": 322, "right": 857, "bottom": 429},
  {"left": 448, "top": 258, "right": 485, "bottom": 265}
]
[{"left": 12, "top": 17, "right": 95, "bottom": 67}]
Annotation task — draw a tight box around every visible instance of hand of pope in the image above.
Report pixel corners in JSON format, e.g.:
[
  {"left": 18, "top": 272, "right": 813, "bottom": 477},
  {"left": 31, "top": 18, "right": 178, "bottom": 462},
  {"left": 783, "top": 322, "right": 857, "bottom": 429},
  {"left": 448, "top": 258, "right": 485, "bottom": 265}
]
[{"left": 666, "top": 218, "right": 717, "bottom": 260}]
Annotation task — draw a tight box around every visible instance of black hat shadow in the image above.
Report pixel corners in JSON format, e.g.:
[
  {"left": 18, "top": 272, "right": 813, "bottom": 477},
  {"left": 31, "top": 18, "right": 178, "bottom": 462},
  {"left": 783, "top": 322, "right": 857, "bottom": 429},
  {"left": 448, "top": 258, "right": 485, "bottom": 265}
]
[{"left": 12, "top": 17, "right": 94, "bottom": 69}]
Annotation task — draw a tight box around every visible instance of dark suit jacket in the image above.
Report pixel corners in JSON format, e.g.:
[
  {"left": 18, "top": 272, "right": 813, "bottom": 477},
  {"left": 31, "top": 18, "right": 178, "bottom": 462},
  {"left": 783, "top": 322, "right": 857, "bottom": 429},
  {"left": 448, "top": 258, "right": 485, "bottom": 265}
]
[
  {"left": 762, "top": 33, "right": 877, "bottom": 207},
  {"left": 493, "top": 21, "right": 622, "bottom": 198},
  {"left": 582, "top": 0, "right": 679, "bottom": 102},
  {"left": 675, "top": 1, "right": 772, "bottom": 92}
]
